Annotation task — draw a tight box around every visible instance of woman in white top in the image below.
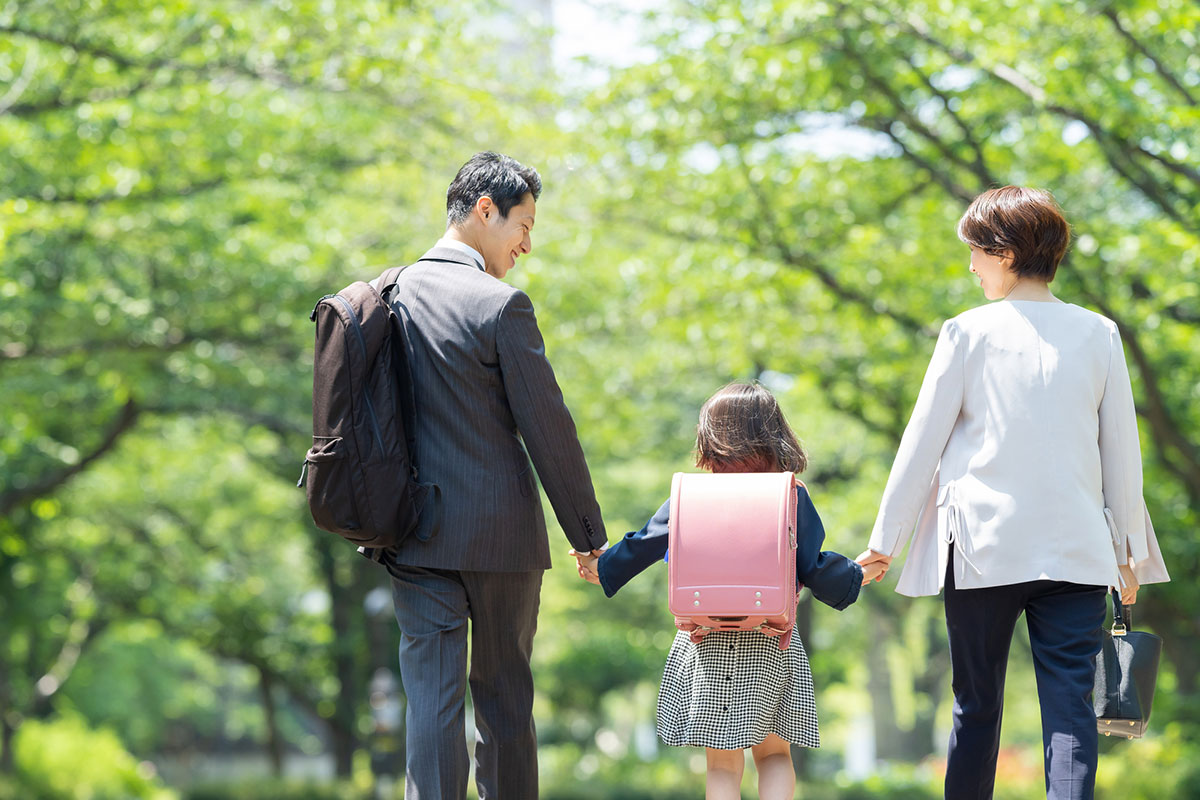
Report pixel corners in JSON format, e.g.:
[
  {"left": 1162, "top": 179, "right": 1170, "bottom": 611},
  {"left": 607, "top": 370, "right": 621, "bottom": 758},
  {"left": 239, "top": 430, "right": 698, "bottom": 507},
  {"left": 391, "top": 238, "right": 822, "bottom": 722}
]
[{"left": 858, "top": 187, "right": 1169, "bottom": 800}]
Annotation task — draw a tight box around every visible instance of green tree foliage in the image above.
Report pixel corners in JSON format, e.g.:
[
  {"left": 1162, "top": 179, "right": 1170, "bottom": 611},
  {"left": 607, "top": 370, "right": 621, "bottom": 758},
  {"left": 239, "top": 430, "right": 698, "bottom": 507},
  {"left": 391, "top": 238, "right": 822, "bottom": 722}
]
[
  {"left": 2, "top": 0, "right": 1199, "bottom": 793},
  {"left": 0, "top": 0, "right": 553, "bottom": 779},
  {"left": 13, "top": 714, "right": 175, "bottom": 799}
]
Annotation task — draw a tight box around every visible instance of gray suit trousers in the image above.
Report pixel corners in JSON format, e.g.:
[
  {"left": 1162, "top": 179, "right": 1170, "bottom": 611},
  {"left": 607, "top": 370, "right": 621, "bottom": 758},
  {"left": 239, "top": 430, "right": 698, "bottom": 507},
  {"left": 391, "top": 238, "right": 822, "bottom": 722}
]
[{"left": 390, "top": 565, "right": 543, "bottom": 800}]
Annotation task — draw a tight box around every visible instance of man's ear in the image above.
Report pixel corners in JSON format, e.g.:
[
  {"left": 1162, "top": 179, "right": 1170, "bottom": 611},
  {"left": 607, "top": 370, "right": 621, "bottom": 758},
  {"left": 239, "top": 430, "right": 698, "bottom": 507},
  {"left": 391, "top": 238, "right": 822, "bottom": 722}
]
[{"left": 474, "top": 196, "right": 495, "bottom": 223}]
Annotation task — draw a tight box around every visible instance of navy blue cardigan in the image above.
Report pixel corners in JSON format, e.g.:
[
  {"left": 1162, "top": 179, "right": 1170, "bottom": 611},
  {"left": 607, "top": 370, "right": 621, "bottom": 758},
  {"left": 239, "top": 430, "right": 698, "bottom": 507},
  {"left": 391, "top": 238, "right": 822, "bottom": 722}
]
[{"left": 596, "top": 484, "right": 864, "bottom": 611}]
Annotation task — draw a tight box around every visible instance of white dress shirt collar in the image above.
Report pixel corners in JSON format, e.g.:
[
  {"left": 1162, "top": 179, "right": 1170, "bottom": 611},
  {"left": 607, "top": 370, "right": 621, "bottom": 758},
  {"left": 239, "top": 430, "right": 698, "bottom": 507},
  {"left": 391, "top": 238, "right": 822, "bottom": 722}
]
[{"left": 435, "top": 237, "right": 485, "bottom": 272}]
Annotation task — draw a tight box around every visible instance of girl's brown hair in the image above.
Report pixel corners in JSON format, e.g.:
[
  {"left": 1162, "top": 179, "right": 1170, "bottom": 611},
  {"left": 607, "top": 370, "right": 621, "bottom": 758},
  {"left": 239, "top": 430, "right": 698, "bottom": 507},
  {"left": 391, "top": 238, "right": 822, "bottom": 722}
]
[{"left": 695, "top": 382, "right": 807, "bottom": 474}]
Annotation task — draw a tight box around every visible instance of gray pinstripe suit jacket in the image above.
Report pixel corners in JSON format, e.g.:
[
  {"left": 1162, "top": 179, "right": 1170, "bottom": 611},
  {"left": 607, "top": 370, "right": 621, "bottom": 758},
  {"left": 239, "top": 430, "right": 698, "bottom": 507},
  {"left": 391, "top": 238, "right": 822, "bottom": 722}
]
[{"left": 379, "top": 246, "right": 607, "bottom": 572}]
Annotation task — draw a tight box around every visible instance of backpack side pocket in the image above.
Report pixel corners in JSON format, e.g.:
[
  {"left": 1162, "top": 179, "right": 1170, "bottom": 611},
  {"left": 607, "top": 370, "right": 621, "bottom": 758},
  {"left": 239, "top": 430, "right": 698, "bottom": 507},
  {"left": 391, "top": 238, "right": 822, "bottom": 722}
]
[{"left": 304, "top": 436, "right": 362, "bottom": 536}]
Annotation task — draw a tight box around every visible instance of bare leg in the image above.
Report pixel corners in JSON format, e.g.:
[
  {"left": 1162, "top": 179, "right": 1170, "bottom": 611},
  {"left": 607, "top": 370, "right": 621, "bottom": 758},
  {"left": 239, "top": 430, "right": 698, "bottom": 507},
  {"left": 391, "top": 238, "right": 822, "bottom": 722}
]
[
  {"left": 750, "top": 735, "right": 795, "bottom": 800},
  {"left": 705, "top": 747, "right": 745, "bottom": 800}
]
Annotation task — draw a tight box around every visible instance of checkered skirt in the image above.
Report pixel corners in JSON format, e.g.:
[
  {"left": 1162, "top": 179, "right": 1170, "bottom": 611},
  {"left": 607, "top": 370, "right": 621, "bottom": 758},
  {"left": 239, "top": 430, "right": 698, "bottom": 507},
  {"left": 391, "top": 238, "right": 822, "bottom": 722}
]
[{"left": 655, "top": 628, "right": 820, "bottom": 750}]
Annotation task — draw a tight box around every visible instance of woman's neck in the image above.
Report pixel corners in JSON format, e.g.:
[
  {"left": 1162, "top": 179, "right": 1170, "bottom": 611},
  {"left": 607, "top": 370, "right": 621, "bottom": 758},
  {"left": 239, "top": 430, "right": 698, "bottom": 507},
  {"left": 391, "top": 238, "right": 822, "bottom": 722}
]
[{"left": 1004, "top": 279, "right": 1059, "bottom": 303}]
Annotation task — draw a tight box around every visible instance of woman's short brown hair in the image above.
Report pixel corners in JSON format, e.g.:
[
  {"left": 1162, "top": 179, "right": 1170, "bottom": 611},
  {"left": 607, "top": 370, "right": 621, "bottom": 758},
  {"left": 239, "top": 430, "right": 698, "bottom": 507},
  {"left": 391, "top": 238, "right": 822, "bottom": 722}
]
[
  {"left": 957, "top": 186, "right": 1071, "bottom": 281},
  {"left": 695, "top": 382, "right": 807, "bottom": 474}
]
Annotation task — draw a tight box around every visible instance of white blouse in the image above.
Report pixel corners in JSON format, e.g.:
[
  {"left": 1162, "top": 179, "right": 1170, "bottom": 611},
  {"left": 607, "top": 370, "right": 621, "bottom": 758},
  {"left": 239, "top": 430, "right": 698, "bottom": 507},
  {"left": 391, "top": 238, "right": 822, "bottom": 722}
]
[{"left": 869, "top": 300, "right": 1170, "bottom": 597}]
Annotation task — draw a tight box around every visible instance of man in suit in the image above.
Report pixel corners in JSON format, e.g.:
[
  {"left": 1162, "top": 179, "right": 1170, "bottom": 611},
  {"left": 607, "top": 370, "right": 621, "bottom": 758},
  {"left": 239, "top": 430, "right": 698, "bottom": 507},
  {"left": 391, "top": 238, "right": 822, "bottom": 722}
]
[{"left": 381, "top": 152, "right": 608, "bottom": 799}]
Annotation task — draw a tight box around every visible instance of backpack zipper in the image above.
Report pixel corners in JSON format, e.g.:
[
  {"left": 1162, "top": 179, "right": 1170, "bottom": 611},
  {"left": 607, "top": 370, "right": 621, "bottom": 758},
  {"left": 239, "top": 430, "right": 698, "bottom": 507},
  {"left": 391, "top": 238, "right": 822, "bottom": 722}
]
[{"left": 330, "top": 294, "right": 387, "bottom": 456}]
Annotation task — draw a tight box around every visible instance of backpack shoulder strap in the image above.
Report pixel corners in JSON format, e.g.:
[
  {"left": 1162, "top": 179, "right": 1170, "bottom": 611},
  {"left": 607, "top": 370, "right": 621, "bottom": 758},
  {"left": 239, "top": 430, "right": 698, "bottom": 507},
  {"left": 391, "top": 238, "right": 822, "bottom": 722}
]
[{"left": 376, "top": 265, "right": 408, "bottom": 297}]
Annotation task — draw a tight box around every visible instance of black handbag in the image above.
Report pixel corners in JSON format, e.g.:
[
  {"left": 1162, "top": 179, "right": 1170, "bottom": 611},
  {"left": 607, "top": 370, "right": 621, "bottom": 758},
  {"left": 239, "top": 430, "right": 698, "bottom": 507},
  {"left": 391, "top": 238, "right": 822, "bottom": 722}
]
[{"left": 1094, "top": 588, "right": 1162, "bottom": 738}]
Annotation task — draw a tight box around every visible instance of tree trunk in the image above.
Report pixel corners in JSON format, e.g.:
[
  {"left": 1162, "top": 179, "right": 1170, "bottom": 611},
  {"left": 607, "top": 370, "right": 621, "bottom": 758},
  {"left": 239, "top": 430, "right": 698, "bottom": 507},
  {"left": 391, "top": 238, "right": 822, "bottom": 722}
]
[
  {"left": 865, "top": 612, "right": 906, "bottom": 761},
  {"left": 790, "top": 596, "right": 814, "bottom": 778},
  {"left": 1157, "top": 618, "right": 1199, "bottom": 721},
  {"left": 313, "top": 533, "right": 360, "bottom": 777},
  {"left": 0, "top": 553, "right": 15, "bottom": 774},
  {"left": 911, "top": 611, "right": 950, "bottom": 761},
  {"left": 0, "top": 710, "right": 13, "bottom": 774},
  {"left": 863, "top": 608, "right": 944, "bottom": 763},
  {"left": 258, "top": 666, "right": 285, "bottom": 776}
]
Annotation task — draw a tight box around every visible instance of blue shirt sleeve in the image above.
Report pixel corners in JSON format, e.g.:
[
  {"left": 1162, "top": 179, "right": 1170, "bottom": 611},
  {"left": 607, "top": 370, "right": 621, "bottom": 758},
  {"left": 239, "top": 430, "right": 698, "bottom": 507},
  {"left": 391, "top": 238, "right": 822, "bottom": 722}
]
[
  {"left": 796, "top": 485, "right": 863, "bottom": 610},
  {"left": 596, "top": 498, "right": 671, "bottom": 597}
]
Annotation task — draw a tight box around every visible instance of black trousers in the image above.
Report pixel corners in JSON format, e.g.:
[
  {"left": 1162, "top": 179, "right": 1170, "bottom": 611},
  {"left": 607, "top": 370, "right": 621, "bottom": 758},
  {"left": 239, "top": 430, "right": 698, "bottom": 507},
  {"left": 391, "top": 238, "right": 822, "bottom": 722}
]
[
  {"left": 943, "top": 551, "right": 1106, "bottom": 800},
  {"left": 390, "top": 564, "right": 543, "bottom": 800}
]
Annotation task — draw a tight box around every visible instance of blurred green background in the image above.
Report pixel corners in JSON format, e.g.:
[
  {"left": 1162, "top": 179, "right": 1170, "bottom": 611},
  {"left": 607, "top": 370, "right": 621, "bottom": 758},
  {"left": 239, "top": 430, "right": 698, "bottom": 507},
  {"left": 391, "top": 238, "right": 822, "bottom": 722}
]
[{"left": 2, "top": 0, "right": 1198, "bottom": 797}]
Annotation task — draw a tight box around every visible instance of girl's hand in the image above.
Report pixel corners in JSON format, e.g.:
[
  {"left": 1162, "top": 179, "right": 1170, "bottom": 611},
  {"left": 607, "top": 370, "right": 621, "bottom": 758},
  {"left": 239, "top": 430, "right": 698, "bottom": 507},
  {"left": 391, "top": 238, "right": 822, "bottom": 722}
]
[
  {"left": 860, "top": 562, "right": 887, "bottom": 585},
  {"left": 855, "top": 549, "right": 892, "bottom": 583}
]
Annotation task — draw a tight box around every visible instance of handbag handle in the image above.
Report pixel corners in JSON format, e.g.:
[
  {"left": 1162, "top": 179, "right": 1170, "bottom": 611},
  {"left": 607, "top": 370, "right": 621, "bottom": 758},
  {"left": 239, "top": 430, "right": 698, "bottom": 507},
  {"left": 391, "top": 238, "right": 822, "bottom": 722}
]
[{"left": 1110, "top": 587, "right": 1131, "bottom": 636}]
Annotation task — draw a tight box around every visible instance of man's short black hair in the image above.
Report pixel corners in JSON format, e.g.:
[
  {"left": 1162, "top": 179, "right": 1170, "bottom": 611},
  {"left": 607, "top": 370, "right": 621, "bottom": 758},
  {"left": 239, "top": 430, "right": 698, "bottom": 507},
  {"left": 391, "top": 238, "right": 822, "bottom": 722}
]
[{"left": 446, "top": 152, "right": 542, "bottom": 226}]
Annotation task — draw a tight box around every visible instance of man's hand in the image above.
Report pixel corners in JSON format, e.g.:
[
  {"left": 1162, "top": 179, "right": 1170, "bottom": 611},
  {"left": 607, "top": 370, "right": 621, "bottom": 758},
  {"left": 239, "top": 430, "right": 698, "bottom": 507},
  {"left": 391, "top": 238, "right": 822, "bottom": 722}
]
[
  {"left": 1118, "top": 563, "right": 1139, "bottom": 605},
  {"left": 568, "top": 548, "right": 604, "bottom": 586},
  {"left": 856, "top": 549, "right": 893, "bottom": 584}
]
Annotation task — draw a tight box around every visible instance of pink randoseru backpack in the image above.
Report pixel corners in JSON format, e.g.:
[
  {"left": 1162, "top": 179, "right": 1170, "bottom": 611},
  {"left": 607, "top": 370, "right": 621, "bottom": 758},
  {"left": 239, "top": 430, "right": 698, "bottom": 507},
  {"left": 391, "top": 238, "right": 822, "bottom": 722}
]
[{"left": 668, "top": 472, "right": 801, "bottom": 650}]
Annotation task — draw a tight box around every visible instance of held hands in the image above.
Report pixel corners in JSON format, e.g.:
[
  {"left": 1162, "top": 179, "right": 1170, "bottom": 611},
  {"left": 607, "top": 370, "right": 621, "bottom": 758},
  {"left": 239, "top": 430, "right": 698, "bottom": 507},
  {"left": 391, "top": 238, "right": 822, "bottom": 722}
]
[
  {"left": 860, "top": 561, "right": 888, "bottom": 585},
  {"left": 856, "top": 549, "right": 893, "bottom": 586},
  {"left": 568, "top": 547, "right": 606, "bottom": 587}
]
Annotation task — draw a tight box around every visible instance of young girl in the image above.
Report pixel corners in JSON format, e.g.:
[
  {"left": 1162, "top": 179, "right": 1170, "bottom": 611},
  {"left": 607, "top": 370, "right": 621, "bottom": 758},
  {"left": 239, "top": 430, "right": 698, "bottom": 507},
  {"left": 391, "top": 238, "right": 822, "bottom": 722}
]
[{"left": 574, "top": 382, "right": 880, "bottom": 800}]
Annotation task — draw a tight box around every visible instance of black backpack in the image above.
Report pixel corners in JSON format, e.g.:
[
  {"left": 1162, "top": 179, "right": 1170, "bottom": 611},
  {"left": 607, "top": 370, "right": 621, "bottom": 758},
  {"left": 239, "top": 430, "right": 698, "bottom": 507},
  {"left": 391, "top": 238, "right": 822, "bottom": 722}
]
[{"left": 299, "top": 266, "right": 433, "bottom": 552}]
